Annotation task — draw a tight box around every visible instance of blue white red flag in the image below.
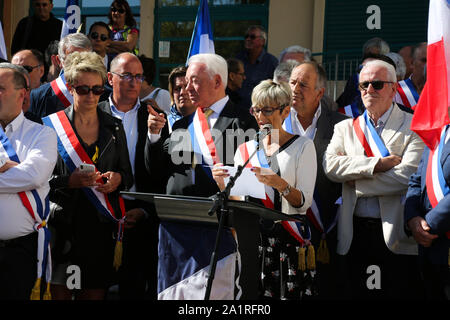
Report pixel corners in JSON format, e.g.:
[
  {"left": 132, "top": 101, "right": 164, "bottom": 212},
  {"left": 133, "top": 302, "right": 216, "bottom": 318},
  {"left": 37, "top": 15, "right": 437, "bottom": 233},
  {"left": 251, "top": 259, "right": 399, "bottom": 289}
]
[
  {"left": 158, "top": 222, "right": 241, "bottom": 300},
  {"left": 187, "top": 0, "right": 215, "bottom": 62},
  {"left": 60, "top": 0, "right": 81, "bottom": 40},
  {"left": 411, "top": 0, "right": 450, "bottom": 150}
]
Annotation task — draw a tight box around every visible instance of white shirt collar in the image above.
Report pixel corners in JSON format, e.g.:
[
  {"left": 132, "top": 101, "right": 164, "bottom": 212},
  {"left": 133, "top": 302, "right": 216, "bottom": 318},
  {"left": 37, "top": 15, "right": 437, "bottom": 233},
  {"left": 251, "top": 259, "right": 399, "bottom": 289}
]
[
  {"left": 3, "top": 111, "right": 25, "bottom": 134},
  {"left": 206, "top": 95, "right": 229, "bottom": 115},
  {"left": 109, "top": 95, "right": 141, "bottom": 114},
  {"left": 290, "top": 102, "right": 322, "bottom": 139}
]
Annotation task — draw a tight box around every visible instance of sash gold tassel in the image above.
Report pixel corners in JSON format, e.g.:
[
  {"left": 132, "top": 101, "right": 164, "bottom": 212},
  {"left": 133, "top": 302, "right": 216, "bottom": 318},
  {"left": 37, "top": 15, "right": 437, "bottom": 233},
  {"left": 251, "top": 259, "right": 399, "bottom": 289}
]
[
  {"left": 307, "top": 244, "right": 316, "bottom": 270},
  {"left": 113, "top": 240, "right": 123, "bottom": 271},
  {"left": 30, "top": 278, "right": 41, "bottom": 300},
  {"left": 43, "top": 282, "right": 52, "bottom": 300},
  {"left": 298, "top": 247, "right": 306, "bottom": 271},
  {"left": 317, "top": 237, "right": 330, "bottom": 264}
]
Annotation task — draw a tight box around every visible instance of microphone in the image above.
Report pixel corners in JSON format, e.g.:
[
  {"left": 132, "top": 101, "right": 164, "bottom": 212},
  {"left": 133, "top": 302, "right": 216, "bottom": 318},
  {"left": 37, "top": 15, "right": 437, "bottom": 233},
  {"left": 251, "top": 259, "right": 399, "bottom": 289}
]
[{"left": 254, "top": 124, "right": 273, "bottom": 141}]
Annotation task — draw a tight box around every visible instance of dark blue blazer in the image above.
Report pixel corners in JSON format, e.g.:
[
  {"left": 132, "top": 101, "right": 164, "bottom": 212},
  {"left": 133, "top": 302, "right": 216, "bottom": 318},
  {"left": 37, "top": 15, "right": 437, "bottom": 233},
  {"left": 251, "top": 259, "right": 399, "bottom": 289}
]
[{"left": 404, "top": 137, "right": 450, "bottom": 265}]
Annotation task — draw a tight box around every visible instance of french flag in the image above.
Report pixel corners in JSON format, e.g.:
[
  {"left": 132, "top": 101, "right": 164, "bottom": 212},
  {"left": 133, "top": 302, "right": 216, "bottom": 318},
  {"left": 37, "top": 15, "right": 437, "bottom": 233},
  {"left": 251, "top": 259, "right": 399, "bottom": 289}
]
[
  {"left": 60, "top": 0, "right": 81, "bottom": 40},
  {"left": 411, "top": 0, "right": 450, "bottom": 150},
  {"left": 186, "top": 0, "right": 215, "bottom": 62}
]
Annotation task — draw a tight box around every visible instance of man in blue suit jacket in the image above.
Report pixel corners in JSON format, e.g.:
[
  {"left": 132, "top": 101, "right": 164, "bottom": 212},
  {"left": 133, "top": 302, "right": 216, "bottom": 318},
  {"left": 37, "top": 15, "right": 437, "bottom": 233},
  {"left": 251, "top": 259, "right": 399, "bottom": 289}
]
[{"left": 404, "top": 127, "right": 450, "bottom": 300}]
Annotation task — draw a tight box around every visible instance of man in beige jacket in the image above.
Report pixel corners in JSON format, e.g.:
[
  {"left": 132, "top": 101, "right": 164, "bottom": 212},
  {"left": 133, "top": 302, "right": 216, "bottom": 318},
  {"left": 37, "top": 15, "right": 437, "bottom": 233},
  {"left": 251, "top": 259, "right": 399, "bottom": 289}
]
[{"left": 323, "top": 59, "right": 425, "bottom": 299}]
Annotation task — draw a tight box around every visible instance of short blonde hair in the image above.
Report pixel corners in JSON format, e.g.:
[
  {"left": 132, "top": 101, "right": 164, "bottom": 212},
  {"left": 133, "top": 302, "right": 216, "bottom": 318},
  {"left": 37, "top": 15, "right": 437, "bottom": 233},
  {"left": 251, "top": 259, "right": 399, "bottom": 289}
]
[
  {"left": 251, "top": 79, "right": 291, "bottom": 108},
  {"left": 64, "top": 51, "right": 107, "bottom": 86}
]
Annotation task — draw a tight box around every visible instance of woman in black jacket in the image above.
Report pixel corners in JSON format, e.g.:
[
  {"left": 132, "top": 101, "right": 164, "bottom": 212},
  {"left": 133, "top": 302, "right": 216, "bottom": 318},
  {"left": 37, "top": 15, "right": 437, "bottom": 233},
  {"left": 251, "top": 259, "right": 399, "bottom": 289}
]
[{"left": 46, "top": 51, "right": 133, "bottom": 300}]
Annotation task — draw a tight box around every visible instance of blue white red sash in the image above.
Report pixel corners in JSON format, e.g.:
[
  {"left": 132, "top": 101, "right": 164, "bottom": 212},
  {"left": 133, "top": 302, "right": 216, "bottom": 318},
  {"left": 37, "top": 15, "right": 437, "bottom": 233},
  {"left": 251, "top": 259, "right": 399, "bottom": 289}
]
[
  {"left": 425, "top": 125, "right": 450, "bottom": 239},
  {"left": 237, "top": 140, "right": 311, "bottom": 245},
  {"left": 306, "top": 191, "right": 338, "bottom": 235},
  {"left": 282, "top": 112, "right": 294, "bottom": 134},
  {"left": 353, "top": 111, "right": 390, "bottom": 158},
  {"left": 396, "top": 78, "right": 420, "bottom": 110},
  {"left": 338, "top": 102, "right": 360, "bottom": 118},
  {"left": 50, "top": 72, "right": 73, "bottom": 108},
  {"left": 187, "top": 108, "right": 220, "bottom": 179},
  {"left": 42, "top": 111, "right": 126, "bottom": 237},
  {"left": 0, "top": 125, "right": 51, "bottom": 299}
]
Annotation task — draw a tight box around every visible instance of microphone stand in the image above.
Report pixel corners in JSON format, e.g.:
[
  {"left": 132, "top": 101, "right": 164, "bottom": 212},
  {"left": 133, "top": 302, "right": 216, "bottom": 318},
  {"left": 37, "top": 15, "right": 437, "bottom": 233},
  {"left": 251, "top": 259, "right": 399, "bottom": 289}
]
[{"left": 204, "top": 126, "right": 270, "bottom": 300}]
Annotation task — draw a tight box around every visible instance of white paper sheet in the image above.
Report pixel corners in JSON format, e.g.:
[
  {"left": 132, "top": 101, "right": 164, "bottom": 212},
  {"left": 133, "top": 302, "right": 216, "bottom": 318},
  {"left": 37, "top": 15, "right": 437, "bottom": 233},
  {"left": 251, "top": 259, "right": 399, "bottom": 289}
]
[{"left": 220, "top": 166, "right": 270, "bottom": 199}]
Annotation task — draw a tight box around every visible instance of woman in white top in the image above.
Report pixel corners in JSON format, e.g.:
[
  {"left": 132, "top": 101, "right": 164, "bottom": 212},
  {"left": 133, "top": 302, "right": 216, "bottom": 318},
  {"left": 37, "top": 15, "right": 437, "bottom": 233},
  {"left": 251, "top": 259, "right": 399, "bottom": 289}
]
[{"left": 212, "top": 79, "right": 317, "bottom": 299}]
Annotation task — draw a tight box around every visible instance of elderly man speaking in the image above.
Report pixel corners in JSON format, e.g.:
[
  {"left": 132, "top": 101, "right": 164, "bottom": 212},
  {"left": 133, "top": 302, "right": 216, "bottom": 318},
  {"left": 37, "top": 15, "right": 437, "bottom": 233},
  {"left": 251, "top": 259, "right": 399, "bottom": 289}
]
[{"left": 323, "top": 60, "right": 425, "bottom": 299}]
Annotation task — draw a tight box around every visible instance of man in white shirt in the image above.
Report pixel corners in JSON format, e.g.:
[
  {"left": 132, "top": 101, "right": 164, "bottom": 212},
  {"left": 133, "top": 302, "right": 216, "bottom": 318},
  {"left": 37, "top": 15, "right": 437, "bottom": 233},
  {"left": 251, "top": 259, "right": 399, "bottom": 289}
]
[
  {"left": 0, "top": 63, "right": 57, "bottom": 299},
  {"left": 323, "top": 60, "right": 425, "bottom": 299},
  {"left": 98, "top": 52, "right": 164, "bottom": 299}
]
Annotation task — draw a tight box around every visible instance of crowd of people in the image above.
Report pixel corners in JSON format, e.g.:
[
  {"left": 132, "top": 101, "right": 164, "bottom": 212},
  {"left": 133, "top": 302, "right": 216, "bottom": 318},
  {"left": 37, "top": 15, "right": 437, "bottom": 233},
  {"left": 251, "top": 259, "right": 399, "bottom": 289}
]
[{"left": 0, "top": 0, "right": 448, "bottom": 302}]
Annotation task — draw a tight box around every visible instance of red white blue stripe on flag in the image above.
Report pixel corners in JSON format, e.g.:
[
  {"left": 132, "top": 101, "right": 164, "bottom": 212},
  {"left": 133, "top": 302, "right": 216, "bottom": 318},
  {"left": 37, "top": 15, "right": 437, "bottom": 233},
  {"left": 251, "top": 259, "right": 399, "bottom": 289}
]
[
  {"left": 187, "top": 0, "right": 215, "bottom": 62},
  {"left": 60, "top": 0, "right": 81, "bottom": 40}
]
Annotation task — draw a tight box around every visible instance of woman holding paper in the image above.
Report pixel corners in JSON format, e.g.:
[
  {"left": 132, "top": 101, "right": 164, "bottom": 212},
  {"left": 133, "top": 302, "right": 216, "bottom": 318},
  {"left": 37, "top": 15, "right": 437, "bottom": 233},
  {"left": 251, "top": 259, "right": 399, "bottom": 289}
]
[
  {"left": 44, "top": 51, "right": 133, "bottom": 300},
  {"left": 212, "top": 79, "right": 317, "bottom": 299}
]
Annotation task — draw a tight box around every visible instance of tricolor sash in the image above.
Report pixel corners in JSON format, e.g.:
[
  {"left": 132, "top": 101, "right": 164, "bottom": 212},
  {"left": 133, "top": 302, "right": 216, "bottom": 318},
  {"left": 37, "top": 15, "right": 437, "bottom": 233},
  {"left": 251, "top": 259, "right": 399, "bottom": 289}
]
[
  {"left": 425, "top": 125, "right": 450, "bottom": 239},
  {"left": 353, "top": 111, "right": 390, "bottom": 158},
  {"left": 187, "top": 108, "right": 220, "bottom": 179},
  {"left": 396, "top": 78, "right": 420, "bottom": 110},
  {"left": 282, "top": 112, "right": 294, "bottom": 134},
  {"left": 0, "top": 126, "right": 52, "bottom": 300},
  {"left": 338, "top": 102, "right": 360, "bottom": 118},
  {"left": 237, "top": 141, "right": 311, "bottom": 246},
  {"left": 42, "top": 111, "right": 126, "bottom": 268},
  {"left": 50, "top": 72, "right": 73, "bottom": 108}
]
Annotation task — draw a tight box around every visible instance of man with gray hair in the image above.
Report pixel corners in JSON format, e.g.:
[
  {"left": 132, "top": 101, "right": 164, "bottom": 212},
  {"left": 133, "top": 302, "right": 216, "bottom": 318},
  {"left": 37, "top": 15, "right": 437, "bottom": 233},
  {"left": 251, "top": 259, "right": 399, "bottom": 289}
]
[
  {"left": 0, "top": 63, "right": 57, "bottom": 299},
  {"left": 236, "top": 25, "right": 278, "bottom": 110},
  {"left": 279, "top": 45, "right": 312, "bottom": 63},
  {"left": 324, "top": 59, "right": 425, "bottom": 299},
  {"left": 28, "top": 33, "right": 94, "bottom": 121},
  {"left": 286, "top": 61, "right": 347, "bottom": 298},
  {"left": 146, "top": 53, "right": 257, "bottom": 300}
]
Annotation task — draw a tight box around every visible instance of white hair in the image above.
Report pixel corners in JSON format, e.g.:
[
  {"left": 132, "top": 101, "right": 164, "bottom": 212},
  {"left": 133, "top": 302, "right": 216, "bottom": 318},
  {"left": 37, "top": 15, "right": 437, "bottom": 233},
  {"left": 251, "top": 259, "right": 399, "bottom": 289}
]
[
  {"left": 361, "top": 59, "right": 397, "bottom": 83},
  {"left": 188, "top": 53, "right": 228, "bottom": 88},
  {"left": 279, "top": 45, "right": 312, "bottom": 62},
  {"left": 273, "top": 60, "right": 300, "bottom": 83},
  {"left": 385, "top": 52, "right": 406, "bottom": 80},
  {"left": 58, "top": 33, "right": 92, "bottom": 62}
]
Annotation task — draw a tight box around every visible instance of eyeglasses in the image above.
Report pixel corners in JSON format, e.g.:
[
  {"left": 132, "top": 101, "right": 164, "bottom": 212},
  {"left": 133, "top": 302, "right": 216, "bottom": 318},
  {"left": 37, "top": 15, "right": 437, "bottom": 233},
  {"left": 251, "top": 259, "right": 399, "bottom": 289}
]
[
  {"left": 250, "top": 105, "right": 287, "bottom": 116},
  {"left": 22, "top": 64, "right": 42, "bottom": 73},
  {"left": 73, "top": 85, "right": 105, "bottom": 96},
  {"left": 245, "top": 34, "right": 260, "bottom": 40},
  {"left": 90, "top": 32, "right": 109, "bottom": 42},
  {"left": 111, "top": 6, "right": 125, "bottom": 14},
  {"left": 112, "top": 72, "right": 145, "bottom": 83},
  {"left": 359, "top": 81, "right": 394, "bottom": 91}
]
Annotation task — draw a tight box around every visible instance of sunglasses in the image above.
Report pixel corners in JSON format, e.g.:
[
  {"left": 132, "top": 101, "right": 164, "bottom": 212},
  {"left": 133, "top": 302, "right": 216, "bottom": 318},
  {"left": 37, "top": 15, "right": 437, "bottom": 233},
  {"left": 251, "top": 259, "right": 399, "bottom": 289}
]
[
  {"left": 22, "top": 64, "right": 42, "bottom": 73},
  {"left": 359, "top": 81, "right": 393, "bottom": 91},
  {"left": 245, "top": 34, "right": 260, "bottom": 40},
  {"left": 250, "top": 105, "right": 287, "bottom": 116},
  {"left": 112, "top": 72, "right": 145, "bottom": 83},
  {"left": 111, "top": 6, "right": 125, "bottom": 14},
  {"left": 90, "top": 32, "right": 109, "bottom": 42},
  {"left": 73, "top": 85, "right": 105, "bottom": 96}
]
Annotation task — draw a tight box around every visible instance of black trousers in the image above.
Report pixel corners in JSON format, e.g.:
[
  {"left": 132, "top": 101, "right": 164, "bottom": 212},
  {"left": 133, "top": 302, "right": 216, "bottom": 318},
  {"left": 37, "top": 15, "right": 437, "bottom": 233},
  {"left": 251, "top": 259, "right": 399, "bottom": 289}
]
[
  {"left": 341, "top": 217, "right": 424, "bottom": 300},
  {"left": 0, "top": 232, "right": 37, "bottom": 300}
]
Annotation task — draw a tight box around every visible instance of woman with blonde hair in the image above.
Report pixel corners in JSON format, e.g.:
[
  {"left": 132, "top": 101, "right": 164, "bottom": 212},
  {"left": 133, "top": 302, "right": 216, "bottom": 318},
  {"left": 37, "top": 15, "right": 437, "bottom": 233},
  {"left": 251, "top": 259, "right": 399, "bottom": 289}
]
[
  {"left": 212, "top": 79, "right": 317, "bottom": 299},
  {"left": 44, "top": 51, "right": 133, "bottom": 300}
]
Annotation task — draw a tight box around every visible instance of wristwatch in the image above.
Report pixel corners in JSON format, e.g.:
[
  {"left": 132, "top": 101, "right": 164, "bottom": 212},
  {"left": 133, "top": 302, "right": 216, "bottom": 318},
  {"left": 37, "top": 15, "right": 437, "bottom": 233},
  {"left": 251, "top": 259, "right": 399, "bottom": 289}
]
[{"left": 280, "top": 184, "right": 292, "bottom": 197}]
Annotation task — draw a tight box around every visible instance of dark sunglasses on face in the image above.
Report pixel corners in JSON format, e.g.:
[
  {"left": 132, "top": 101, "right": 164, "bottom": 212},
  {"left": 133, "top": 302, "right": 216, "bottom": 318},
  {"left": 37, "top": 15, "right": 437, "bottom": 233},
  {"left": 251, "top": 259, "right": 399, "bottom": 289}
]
[
  {"left": 90, "top": 32, "right": 109, "bottom": 42},
  {"left": 250, "top": 105, "right": 287, "bottom": 116},
  {"left": 74, "top": 85, "right": 105, "bottom": 96},
  {"left": 111, "top": 6, "right": 125, "bottom": 14},
  {"left": 112, "top": 72, "right": 145, "bottom": 83},
  {"left": 359, "top": 80, "right": 393, "bottom": 91},
  {"left": 22, "top": 64, "right": 42, "bottom": 73},
  {"left": 245, "top": 34, "right": 260, "bottom": 40}
]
